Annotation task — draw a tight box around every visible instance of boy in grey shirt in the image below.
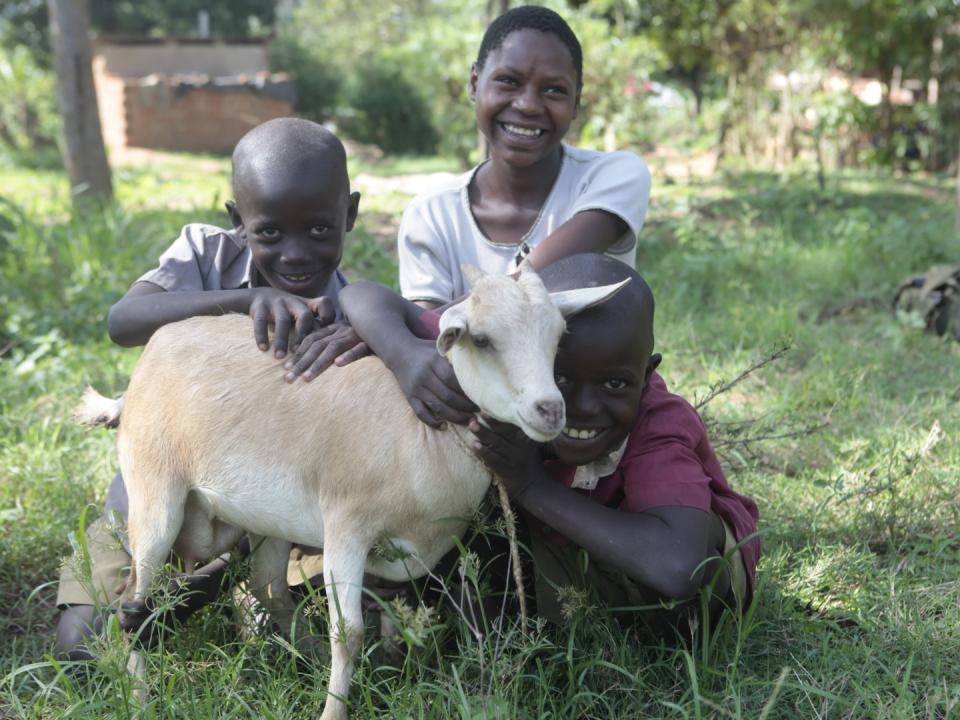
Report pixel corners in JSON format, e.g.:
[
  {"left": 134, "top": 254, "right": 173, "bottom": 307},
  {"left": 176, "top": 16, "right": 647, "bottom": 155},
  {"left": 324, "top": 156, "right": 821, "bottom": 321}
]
[{"left": 56, "top": 117, "right": 364, "bottom": 659}]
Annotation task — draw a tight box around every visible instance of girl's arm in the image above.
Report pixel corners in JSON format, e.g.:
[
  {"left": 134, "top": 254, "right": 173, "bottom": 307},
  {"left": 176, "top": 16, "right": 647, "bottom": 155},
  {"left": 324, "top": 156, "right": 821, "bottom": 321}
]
[
  {"left": 108, "top": 281, "right": 332, "bottom": 355},
  {"left": 523, "top": 209, "right": 628, "bottom": 272}
]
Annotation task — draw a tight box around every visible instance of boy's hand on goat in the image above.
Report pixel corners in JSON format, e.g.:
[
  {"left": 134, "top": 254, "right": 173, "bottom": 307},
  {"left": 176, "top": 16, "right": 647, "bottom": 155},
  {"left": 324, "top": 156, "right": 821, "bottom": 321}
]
[
  {"left": 396, "top": 340, "right": 477, "bottom": 427},
  {"left": 284, "top": 323, "right": 369, "bottom": 382},
  {"left": 248, "top": 289, "right": 336, "bottom": 359},
  {"left": 468, "top": 416, "right": 545, "bottom": 498}
]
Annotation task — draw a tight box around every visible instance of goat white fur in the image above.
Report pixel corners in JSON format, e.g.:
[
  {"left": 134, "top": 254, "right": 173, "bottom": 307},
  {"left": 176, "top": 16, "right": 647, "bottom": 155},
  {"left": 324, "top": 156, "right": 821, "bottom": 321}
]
[{"left": 78, "top": 266, "right": 626, "bottom": 720}]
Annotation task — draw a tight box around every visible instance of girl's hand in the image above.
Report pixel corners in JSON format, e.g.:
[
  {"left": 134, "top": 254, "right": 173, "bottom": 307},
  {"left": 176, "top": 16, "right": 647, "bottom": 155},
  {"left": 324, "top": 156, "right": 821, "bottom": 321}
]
[
  {"left": 395, "top": 341, "right": 476, "bottom": 428},
  {"left": 248, "top": 289, "right": 335, "bottom": 358},
  {"left": 284, "top": 323, "right": 369, "bottom": 382},
  {"left": 468, "top": 416, "right": 544, "bottom": 498}
]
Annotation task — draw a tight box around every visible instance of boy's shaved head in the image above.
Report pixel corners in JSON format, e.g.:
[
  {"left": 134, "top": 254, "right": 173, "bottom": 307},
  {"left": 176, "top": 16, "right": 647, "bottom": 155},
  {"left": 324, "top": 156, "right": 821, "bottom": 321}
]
[
  {"left": 539, "top": 254, "right": 655, "bottom": 357},
  {"left": 231, "top": 117, "right": 350, "bottom": 203},
  {"left": 540, "top": 254, "right": 659, "bottom": 464}
]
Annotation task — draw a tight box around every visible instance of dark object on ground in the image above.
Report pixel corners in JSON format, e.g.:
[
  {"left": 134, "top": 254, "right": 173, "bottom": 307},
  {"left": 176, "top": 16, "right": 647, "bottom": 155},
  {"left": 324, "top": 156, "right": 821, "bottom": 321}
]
[
  {"left": 816, "top": 295, "right": 886, "bottom": 323},
  {"left": 893, "top": 263, "right": 960, "bottom": 341}
]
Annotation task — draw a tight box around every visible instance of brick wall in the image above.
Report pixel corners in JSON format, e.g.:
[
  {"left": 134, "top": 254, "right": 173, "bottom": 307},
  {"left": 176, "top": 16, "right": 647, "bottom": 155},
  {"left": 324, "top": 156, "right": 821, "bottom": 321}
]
[
  {"left": 92, "top": 40, "right": 295, "bottom": 155},
  {"left": 122, "top": 80, "right": 294, "bottom": 154},
  {"left": 92, "top": 57, "right": 128, "bottom": 152}
]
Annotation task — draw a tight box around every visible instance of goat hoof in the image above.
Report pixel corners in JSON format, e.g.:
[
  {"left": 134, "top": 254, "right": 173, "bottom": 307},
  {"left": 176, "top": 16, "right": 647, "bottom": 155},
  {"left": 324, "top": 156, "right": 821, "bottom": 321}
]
[{"left": 118, "top": 599, "right": 152, "bottom": 632}]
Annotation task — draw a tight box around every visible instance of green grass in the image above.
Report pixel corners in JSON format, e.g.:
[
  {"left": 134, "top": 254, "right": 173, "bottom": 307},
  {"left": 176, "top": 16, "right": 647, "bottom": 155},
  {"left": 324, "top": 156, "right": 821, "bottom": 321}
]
[{"left": 1, "top": 155, "right": 958, "bottom": 718}]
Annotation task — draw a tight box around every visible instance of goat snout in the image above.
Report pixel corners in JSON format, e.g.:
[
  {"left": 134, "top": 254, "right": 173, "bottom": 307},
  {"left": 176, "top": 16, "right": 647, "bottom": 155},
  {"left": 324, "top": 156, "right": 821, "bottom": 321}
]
[{"left": 534, "top": 398, "right": 564, "bottom": 428}]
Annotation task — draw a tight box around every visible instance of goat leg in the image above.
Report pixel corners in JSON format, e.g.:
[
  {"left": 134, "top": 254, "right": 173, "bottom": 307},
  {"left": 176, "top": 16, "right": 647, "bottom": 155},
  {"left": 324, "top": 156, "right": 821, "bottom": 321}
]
[{"left": 319, "top": 524, "right": 368, "bottom": 720}]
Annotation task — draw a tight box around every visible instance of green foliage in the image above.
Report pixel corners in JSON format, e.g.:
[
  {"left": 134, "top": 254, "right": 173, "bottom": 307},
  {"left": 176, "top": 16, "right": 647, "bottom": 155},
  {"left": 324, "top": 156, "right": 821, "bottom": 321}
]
[
  {"left": 568, "top": 12, "right": 664, "bottom": 151},
  {"left": 89, "top": 0, "right": 275, "bottom": 38},
  {"left": 803, "top": 0, "right": 946, "bottom": 80},
  {"left": 278, "top": 0, "right": 476, "bottom": 162},
  {"left": 269, "top": 32, "right": 341, "bottom": 122},
  {"left": 342, "top": 61, "right": 439, "bottom": 156},
  {"left": 0, "top": 44, "right": 59, "bottom": 167},
  {"left": 0, "top": 0, "right": 49, "bottom": 68}
]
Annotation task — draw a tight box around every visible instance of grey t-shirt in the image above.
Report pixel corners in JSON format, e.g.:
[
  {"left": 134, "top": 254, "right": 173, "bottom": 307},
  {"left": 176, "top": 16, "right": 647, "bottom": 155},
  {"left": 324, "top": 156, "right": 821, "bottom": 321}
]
[
  {"left": 137, "top": 222, "right": 348, "bottom": 315},
  {"left": 398, "top": 145, "right": 651, "bottom": 305}
]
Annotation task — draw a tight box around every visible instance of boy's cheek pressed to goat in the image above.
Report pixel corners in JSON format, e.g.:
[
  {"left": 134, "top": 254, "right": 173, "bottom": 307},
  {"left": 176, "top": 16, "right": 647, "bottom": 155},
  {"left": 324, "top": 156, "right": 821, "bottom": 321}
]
[{"left": 78, "top": 265, "right": 627, "bottom": 720}]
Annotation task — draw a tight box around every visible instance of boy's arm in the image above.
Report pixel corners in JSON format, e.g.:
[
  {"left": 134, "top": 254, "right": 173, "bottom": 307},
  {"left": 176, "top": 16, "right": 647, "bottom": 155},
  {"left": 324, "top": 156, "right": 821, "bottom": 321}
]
[
  {"left": 107, "top": 281, "right": 332, "bottom": 356},
  {"left": 470, "top": 418, "right": 729, "bottom": 604},
  {"left": 340, "top": 282, "right": 476, "bottom": 427}
]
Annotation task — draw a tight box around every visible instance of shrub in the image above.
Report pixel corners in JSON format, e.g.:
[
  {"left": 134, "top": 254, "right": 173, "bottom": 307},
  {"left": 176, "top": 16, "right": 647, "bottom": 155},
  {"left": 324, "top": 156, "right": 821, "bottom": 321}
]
[
  {"left": 269, "top": 33, "right": 341, "bottom": 123},
  {"left": 0, "top": 43, "right": 60, "bottom": 167},
  {"left": 341, "top": 60, "right": 438, "bottom": 156}
]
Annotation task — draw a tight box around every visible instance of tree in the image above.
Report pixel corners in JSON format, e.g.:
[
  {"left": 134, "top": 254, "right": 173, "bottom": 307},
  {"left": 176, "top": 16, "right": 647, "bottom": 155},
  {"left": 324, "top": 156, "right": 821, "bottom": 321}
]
[
  {"left": 610, "top": 0, "right": 737, "bottom": 115},
  {"left": 955, "top": 137, "right": 960, "bottom": 237},
  {"left": 804, "top": 0, "right": 957, "bottom": 162},
  {"left": 47, "top": 0, "right": 111, "bottom": 202},
  {"left": 90, "top": 0, "right": 274, "bottom": 37}
]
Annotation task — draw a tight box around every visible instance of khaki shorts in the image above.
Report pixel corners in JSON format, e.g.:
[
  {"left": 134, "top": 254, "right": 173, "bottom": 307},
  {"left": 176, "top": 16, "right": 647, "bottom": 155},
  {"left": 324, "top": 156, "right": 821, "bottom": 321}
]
[
  {"left": 528, "top": 517, "right": 748, "bottom": 623},
  {"left": 56, "top": 516, "right": 326, "bottom": 608},
  {"left": 56, "top": 515, "right": 131, "bottom": 608}
]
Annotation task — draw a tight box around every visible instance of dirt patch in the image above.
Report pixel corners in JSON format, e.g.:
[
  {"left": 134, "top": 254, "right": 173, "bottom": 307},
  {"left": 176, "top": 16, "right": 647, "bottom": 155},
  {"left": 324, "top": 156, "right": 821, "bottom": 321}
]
[{"left": 354, "top": 172, "right": 458, "bottom": 197}]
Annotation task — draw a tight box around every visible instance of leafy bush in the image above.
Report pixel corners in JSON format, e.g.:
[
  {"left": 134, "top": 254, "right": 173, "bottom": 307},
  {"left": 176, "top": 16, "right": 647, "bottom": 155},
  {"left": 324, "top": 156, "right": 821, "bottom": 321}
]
[
  {"left": 269, "top": 33, "right": 341, "bottom": 123},
  {"left": 341, "top": 60, "right": 439, "bottom": 156},
  {"left": 0, "top": 43, "right": 60, "bottom": 167}
]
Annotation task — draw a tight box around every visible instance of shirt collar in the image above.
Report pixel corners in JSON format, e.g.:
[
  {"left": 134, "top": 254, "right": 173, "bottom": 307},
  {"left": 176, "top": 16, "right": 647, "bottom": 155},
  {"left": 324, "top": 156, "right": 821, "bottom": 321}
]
[{"left": 570, "top": 437, "right": 629, "bottom": 491}]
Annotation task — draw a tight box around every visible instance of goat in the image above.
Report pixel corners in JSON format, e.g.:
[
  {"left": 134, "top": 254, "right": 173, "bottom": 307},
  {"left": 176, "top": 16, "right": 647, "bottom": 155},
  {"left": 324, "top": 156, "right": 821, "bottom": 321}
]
[{"left": 78, "top": 265, "right": 626, "bottom": 720}]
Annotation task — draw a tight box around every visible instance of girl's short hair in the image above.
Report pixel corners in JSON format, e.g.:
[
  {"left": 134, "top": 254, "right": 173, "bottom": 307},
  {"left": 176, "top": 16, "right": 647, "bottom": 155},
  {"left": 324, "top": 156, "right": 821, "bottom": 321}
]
[{"left": 475, "top": 6, "right": 583, "bottom": 87}]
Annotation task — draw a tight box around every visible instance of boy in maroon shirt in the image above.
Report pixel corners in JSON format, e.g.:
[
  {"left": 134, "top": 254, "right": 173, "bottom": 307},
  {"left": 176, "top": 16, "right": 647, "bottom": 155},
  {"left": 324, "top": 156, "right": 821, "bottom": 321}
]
[{"left": 341, "top": 253, "right": 759, "bottom": 624}]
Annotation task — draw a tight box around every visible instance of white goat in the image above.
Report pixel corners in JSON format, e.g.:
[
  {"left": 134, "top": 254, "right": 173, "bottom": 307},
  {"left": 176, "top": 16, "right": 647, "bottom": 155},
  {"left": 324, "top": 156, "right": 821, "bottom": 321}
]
[{"left": 78, "top": 266, "right": 625, "bottom": 720}]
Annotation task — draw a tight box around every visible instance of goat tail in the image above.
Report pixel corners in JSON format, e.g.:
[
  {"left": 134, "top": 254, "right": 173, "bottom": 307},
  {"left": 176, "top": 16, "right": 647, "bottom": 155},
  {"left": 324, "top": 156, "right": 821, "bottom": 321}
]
[{"left": 75, "top": 386, "right": 124, "bottom": 429}]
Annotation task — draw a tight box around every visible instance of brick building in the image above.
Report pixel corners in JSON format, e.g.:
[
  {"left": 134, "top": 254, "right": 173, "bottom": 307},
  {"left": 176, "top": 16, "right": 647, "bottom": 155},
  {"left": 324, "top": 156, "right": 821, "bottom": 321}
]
[{"left": 93, "top": 37, "right": 296, "bottom": 155}]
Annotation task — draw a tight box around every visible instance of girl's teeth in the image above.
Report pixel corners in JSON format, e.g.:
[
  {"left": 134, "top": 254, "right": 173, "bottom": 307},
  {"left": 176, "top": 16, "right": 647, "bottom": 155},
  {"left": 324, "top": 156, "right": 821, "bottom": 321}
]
[
  {"left": 504, "top": 124, "right": 542, "bottom": 137},
  {"left": 562, "top": 427, "right": 599, "bottom": 440}
]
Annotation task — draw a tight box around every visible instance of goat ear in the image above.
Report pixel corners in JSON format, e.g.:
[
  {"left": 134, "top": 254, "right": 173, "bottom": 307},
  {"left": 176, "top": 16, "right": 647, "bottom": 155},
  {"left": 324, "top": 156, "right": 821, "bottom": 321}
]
[
  {"left": 437, "top": 302, "right": 468, "bottom": 355},
  {"left": 461, "top": 264, "right": 485, "bottom": 289},
  {"left": 550, "top": 278, "right": 631, "bottom": 318}
]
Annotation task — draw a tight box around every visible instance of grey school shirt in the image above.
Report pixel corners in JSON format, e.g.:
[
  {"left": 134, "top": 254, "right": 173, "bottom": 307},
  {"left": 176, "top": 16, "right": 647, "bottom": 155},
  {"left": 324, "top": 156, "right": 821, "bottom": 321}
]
[{"left": 104, "top": 223, "right": 349, "bottom": 530}]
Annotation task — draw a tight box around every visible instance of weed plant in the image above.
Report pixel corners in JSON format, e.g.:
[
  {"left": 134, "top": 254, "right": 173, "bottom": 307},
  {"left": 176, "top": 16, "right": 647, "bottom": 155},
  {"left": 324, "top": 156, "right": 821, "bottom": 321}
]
[{"left": 1, "top": 159, "right": 958, "bottom": 718}]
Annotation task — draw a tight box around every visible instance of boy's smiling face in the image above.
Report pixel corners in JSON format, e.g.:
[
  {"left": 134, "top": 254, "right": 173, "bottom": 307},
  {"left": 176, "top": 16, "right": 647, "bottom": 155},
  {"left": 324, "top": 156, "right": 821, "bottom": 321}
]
[
  {"left": 228, "top": 164, "right": 359, "bottom": 299},
  {"left": 548, "top": 306, "right": 660, "bottom": 467}
]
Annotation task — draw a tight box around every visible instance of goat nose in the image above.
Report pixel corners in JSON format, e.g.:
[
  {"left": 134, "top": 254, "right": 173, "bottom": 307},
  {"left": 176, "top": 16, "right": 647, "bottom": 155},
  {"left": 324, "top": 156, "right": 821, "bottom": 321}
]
[{"left": 535, "top": 399, "right": 564, "bottom": 427}]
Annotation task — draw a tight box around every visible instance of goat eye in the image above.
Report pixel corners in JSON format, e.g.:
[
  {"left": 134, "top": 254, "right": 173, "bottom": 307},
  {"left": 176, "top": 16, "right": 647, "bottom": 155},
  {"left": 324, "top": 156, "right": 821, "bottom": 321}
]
[{"left": 471, "top": 334, "right": 491, "bottom": 349}]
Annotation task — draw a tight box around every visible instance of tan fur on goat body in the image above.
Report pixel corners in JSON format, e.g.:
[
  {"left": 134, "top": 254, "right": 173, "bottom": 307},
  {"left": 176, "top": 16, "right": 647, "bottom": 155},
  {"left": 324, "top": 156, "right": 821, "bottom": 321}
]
[{"left": 118, "top": 314, "right": 490, "bottom": 580}]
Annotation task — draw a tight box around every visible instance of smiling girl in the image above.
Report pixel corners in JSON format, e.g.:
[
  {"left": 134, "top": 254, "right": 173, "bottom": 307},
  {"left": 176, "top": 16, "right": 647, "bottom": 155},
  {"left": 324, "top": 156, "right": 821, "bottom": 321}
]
[{"left": 398, "top": 5, "right": 651, "bottom": 309}]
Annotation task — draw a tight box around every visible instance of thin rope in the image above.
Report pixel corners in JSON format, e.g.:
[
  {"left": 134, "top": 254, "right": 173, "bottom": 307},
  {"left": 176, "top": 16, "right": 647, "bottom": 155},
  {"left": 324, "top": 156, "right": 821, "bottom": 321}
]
[{"left": 450, "top": 425, "right": 528, "bottom": 630}]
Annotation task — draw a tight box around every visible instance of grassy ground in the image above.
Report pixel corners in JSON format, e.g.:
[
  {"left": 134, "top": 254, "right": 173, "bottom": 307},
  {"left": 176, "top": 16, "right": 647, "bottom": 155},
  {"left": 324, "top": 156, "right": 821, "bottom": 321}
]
[{"left": 1, "top": 154, "right": 958, "bottom": 718}]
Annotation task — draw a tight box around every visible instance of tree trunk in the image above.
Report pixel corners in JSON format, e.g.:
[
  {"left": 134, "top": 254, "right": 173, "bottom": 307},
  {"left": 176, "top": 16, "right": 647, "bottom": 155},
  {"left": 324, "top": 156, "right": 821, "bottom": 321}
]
[
  {"left": 880, "top": 65, "right": 896, "bottom": 165},
  {"left": 477, "top": 0, "right": 511, "bottom": 162},
  {"left": 927, "top": 33, "right": 942, "bottom": 171},
  {"left": 47, "top": 0, "right": 112, "bottom": 202},
  {"left": 715, "top": 72, "right": 737, "bottom": 167},
  {"left": 955, "top": 138, "right": 959, "bottom": 238}
]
